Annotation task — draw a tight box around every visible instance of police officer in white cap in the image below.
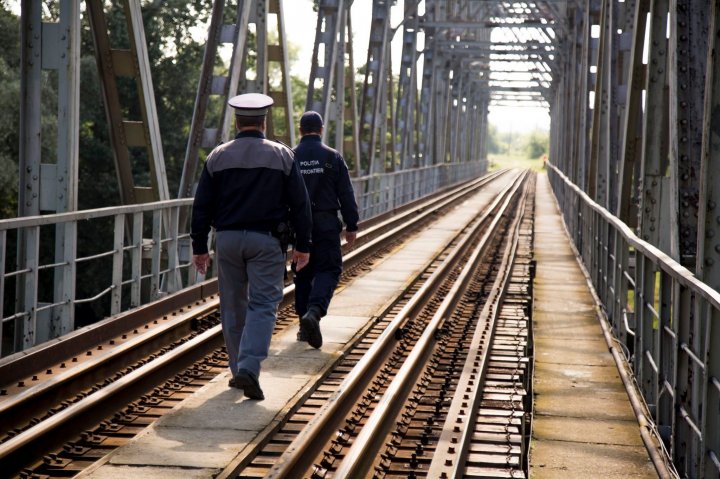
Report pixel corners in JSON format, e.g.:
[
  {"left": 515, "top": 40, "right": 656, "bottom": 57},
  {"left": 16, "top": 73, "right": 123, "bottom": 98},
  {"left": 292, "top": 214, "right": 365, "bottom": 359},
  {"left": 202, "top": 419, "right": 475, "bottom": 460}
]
[{"left": 191, "top": 93, "right": 312, "bottom": 400}]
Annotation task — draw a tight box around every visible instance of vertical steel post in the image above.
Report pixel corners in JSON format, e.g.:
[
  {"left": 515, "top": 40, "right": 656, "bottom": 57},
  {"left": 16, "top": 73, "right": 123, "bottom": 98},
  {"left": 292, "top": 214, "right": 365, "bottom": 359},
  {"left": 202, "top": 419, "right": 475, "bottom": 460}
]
[
  {"left": 638, "top": 0, "right": 671, "bottom": 253},
  {"left": 306, "top": 0, "right": 347, "bottom": 150},
  {"left": 617, "top": 0, "right": 649, "bottom": 226},
  {"left": 267, "top": 0, "right": 295, "bottom": 146},
  {"left": 396, "top": 0, "right": 420, "bottom": 170},
  {"left": 588, "top": 0, "right": 609, "bottom": 206},
  {"left": 359, "top": 0, "right": 392, "bottom": 175},
  {"left": 697, "top": 0, "right": 720, "bottom": 292},
  {"left": 670, "top": 0, "right": 708, "bottom": 270},
  {"left": 130, "top": 212, "right": 143, "bottom": 307},
  {"left": 18, "top": 0, "right": 80, "bottom": 347}
]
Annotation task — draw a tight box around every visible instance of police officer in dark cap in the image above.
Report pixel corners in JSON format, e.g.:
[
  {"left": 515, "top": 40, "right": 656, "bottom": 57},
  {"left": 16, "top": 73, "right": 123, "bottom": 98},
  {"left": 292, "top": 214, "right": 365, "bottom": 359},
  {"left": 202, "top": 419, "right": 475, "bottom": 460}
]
[
  {"left": 191, "top": 93, "right": 312, "bottom": 400},
  {"left": 293, "top": 110, "right": 359, "bottom": 349}
]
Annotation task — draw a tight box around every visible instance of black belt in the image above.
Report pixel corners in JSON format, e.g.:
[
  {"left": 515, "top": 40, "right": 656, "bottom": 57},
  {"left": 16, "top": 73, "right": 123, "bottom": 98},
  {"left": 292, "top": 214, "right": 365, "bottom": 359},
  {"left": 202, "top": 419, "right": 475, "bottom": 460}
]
[{"left": 313, "top": 210, "right": 337, "bottom": 218}]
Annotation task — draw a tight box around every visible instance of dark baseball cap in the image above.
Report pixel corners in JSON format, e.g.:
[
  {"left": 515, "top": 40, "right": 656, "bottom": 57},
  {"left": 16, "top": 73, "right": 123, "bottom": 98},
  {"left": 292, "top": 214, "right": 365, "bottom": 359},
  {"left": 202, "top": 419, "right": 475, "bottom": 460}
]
[{"left": 300, "top": 111, "right": 324, "bottom": 131}]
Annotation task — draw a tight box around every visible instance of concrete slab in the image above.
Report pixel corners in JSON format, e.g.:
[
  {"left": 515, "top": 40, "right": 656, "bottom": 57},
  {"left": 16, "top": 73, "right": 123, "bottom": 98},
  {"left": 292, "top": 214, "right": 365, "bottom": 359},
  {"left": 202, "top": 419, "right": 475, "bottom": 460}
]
[
  {"left": 159, "top": 375, "right": 307, "bottom": 430},
  {"left": 533, "top": 415, "right": 645, "bottom": 447},
  {"left": 108, "top": 426, "right": 256, "bottom": 468},
  {"left": 530, "top": 439, "right": 656, "bottom": 478},
  {"left": 534, "top": 338, "right": 616, "bottom": 366},
  {"left": 533, "top": 320, "right": 606, "bottom": 340},
  {"left": 534, "top": 299, "right": 597, "bottom": 313},
  {"left": 534, "top": 390, "right": 637, "bottom": 421},
  {"left": 533, "top": 361, "right": 623, "bottom": 384},
  {"left": 260, "top": 355, "right": 331, "bottom": 378},
  {"left": 85, "top": 465, "right": 220, "bottom": 479}
]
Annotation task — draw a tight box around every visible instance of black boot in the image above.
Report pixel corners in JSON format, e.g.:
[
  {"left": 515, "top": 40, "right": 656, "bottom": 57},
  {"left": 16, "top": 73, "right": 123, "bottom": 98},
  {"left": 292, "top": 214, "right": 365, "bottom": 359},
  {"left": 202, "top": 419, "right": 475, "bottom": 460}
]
[
  {"left": 234, "top": 369, "right": 264, "bottom": 400},
  {"left": 300, "top": 306, "right": 323, "bottom": 349}
]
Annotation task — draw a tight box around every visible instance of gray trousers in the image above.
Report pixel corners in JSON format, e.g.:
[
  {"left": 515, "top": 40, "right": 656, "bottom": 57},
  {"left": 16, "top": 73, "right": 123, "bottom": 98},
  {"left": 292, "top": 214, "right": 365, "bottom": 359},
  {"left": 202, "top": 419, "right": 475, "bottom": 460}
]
[{"left": 216, "top": 230, "right": 285, "bottom": 377}]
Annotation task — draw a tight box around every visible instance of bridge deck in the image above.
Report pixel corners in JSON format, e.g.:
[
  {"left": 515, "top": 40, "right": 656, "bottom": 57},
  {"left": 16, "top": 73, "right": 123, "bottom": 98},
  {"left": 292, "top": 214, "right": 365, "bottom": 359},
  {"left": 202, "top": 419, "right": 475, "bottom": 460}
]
[
  {"left": 530, "top": 174, "right": 656, "bottom": 477},
  {"left": 75, "top": 173, "right": 658, "bottom": 478},
  {"left": 77, "top": 172, "right": 510, "bottom": 478}
]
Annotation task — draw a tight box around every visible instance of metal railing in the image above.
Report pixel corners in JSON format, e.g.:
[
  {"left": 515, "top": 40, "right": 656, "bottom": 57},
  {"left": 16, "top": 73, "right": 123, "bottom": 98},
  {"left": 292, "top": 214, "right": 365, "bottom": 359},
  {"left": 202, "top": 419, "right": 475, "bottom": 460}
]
[
  {"left": 547, "top": 163, "right": 720, "bottom": 479},
  {"left": 352, "top": 160, "right": 487, "bottom": 219},
  {"left": 0, "top": 200, "right": 198, "bottom": 358}
]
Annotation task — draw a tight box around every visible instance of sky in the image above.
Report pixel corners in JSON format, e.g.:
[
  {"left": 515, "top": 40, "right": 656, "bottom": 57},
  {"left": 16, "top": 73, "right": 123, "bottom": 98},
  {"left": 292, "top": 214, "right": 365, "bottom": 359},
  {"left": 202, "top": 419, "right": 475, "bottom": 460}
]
[{"left": 283, "top": 0, "right": 550, "bottom": 133}]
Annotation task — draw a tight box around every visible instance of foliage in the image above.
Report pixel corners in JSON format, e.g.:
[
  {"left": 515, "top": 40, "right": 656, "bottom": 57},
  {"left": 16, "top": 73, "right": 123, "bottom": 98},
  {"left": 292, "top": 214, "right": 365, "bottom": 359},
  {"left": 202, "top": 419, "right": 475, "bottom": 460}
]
[
  {"left": 486, "top": 125, "right": 548, "bottom": 160},
  {"left": 525, "top": 130, "right": 548, "bottom": 159},
  {"left": 486, "top": 125, "right": 549, "bottom": 173},
  {"left": 485, "top": 124, "right": 501, "bottom": 155},
  {"left": 0, "top": 4, "right": 19, "bottom": 219}
]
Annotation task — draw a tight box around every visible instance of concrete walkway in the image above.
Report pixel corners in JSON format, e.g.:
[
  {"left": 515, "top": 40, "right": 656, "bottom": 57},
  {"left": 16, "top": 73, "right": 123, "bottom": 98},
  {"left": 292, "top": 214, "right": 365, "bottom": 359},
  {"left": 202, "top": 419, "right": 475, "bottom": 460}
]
[{"left": 530, "top": 173, "right": 657, "bottom": 478}]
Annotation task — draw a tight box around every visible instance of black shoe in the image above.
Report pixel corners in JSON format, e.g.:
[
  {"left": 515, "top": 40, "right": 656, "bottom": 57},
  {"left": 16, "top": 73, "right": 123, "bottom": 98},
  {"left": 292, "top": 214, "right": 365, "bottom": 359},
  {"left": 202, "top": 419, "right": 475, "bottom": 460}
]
[
  {"left": 300, "top": 308, "right": 323, "bottom": 349},
  {"left": 234, "top": 369, "right": 265, "bottom": 400},
  {"left": 297, "top": 327, "right": 309, "bottom": 342},
  {"left": 228, "top": 376, "right": 236, "bottom": 388}
]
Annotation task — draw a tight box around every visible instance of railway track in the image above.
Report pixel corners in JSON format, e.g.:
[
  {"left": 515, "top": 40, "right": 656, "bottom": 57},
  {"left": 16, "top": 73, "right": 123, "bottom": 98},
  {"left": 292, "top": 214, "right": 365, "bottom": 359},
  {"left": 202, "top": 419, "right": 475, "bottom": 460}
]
[
  {"left": 232, "top": 171, "right": 535, "bottom": 478},
  {"left": 0, "top": 170, "right": 515, "bottom": 477}
]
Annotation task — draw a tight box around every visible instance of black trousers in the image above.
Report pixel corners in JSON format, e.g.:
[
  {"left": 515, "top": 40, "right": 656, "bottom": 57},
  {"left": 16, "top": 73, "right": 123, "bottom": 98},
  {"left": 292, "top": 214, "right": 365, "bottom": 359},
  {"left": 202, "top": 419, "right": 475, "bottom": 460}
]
[{"left": 294, "top": 213, "right": 343, "bottom": 317}]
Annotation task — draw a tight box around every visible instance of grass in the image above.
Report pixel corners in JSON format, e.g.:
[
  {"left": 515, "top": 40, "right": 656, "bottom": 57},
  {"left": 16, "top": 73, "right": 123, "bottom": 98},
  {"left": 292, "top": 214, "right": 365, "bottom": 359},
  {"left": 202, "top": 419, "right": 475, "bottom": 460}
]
[{"left": 488, "top": 153, "right": 546, "bottom": 173}]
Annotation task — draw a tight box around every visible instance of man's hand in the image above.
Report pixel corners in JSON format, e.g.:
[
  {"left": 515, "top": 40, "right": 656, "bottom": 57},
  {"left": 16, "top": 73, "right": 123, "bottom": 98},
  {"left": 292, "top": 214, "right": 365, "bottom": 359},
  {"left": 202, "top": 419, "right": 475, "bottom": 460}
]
[
  {"left": 293, "top": 250, "right": 310, "bottom": 271},
  {"left": 344, "top": 230, "right": 357, "bottom": 248},
  {"left": 193, "top": 253, "right": 211, "bottom": 275}
]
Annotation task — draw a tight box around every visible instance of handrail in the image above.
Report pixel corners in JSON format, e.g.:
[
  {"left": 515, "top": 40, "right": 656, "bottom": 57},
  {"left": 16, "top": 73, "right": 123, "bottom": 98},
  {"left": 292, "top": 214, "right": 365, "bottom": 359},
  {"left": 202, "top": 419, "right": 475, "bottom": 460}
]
[
  {"left": 0, "top": 199, "right": 194, "bottom": 231},
  {"left": 546, "top": 161, "right": 720, "bottom": 479},
  {"left": 547, "top": 163, "right": 720, "bottom": 309}
]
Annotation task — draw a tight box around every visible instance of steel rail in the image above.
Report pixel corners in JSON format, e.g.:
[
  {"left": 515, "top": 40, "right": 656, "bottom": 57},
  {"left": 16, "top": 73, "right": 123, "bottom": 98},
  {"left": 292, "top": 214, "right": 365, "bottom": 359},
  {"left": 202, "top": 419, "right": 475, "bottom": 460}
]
[
  {"left": 333, "top": 171, "right": 529, "bottom": 478},
  {"left": 264, "top": 170, "right": 526, "bottom": 479},
  {"left": 0, "top": 326, "right": 223, "bottom": 476},
  {"left": 426, "top": 173, "right": 530, "bottom": 477},
  {"left": 342, "top": 169, "right": 508, "bottom": 273},
  {"left": 0, "top": 171, "right": 512, "bottom": 475},
  {"left": 0, "top": 301, "right": 218, "bottom": 435}
]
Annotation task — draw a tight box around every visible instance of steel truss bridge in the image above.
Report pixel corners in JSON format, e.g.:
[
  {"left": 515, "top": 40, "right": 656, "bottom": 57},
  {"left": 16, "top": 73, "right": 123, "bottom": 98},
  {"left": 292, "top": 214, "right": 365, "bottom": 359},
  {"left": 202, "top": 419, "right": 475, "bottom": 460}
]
[{"left": 1, "top": 1, "right": 720, "bottom": 477}]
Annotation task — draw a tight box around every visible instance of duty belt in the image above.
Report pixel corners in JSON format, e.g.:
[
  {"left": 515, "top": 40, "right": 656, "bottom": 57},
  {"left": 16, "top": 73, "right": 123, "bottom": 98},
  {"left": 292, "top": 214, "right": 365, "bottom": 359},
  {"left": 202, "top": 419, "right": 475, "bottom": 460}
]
[{"left": 312, "top": 210, "right": 338, "bottom": 219}]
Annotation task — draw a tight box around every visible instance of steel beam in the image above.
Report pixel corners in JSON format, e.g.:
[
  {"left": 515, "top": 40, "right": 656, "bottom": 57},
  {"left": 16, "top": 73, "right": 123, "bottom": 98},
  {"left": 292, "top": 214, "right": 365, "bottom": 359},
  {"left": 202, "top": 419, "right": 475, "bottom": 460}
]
[
  {"left": 86, "top": 0, "right": 170, "bottom": 205},
  {"left": 670, "top": 0, "right": 709, "bottom": 270},
  {"left": 617, "top": 0, "right": 649, "bottom": 226},
  {"left": 359, "top": 0, "right": 392, "bottom": 174},
  {"left": 18, "top": 0, "right": 80, "bottom": 349},
  {"left": 698, "top": 0, "right": 720, "bottom": 292},
  {"left": 638, "top": 0, "right": 671, "bottom": 254}
]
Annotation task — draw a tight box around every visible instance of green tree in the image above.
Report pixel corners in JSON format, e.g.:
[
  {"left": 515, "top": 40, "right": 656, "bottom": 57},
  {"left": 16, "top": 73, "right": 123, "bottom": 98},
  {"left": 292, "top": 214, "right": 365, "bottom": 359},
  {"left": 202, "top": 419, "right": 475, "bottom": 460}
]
[
  {"left": 0, "top": 4, "right": 20, "bottom": 219},
  {"left": 485, "top": 123, "right": 501, "bottom": 154},
  {"left": 525, "top": 130, "right": 548, "bottom": 159}
]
